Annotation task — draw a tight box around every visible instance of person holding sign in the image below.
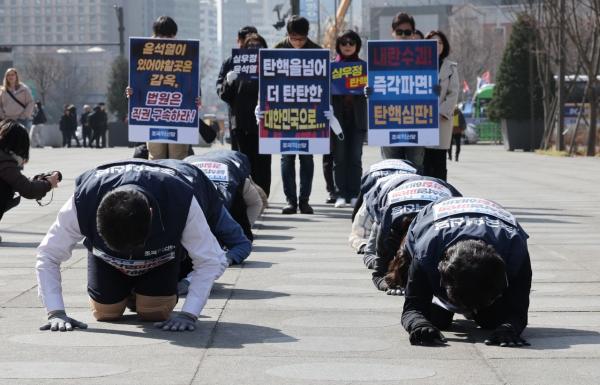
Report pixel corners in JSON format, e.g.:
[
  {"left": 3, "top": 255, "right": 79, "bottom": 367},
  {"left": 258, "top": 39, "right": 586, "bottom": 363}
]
[
  {"left": 127, "top": 16, "right": 200, "bottom": 160},
  {"left": 331, "top": 30, "right": 368, "bottom": 209},
  {"left": 373, "top": 13, "right": 426, "bottom": 172},
  {"left": 423, "top": 30, "right": 459, "bottom": 181},
  {"left": 273, "top": 16, "right": 323, "bottom": 215},
  {"left": 217, "top": 25, "right": 258, "bottom": 151},
  {"left": 219, "top": 33, "right": 272, "bottom": 197},
  {"left": 397, "top": 197, "right": 532, "bottom": 347}
]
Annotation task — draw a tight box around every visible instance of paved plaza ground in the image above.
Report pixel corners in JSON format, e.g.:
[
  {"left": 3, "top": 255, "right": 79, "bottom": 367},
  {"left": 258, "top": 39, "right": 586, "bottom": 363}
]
[{"left": 0, "top": 144, "right": 599, "bottom": 384}]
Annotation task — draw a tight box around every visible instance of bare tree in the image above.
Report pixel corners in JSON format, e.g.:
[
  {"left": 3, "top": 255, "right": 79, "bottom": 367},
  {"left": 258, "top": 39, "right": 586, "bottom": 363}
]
[
  {"left": 23, "top": 54, "right": 63, "bottom": 105},
  {"left": 524, "top": 0, "right": 599, "bottom": 155},
  {"left": 449, "top": 6, "right": 504, "bottom": 99}
]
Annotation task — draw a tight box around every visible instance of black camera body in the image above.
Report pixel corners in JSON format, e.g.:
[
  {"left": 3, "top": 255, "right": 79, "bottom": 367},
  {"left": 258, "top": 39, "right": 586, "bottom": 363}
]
[{"left": 34, "top": 171, "right": 63, "bottom": 182}]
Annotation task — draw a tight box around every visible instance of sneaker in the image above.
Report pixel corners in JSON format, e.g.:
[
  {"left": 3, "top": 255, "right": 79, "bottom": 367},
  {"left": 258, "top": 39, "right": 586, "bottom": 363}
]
[
  {"left": 349, "top": 197, "right": 358, "bottom": 208},
  {"left": 298, "top": 200, "right": 314, "bottom": 214},
  {"left": 282, "top": 203, "right": 297, "bottom": 214},
  {"left": 334, "top": 197, "right": 347, "bottom": 208},
  {"left": 325, "top": 194, "right": 336, "bottom": 204}
]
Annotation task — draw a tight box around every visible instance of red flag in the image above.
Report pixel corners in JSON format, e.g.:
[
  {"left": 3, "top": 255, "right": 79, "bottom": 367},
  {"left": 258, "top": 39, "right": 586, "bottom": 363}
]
[{"left": 462, "top": 80, "right": 470, "bottom": 93}]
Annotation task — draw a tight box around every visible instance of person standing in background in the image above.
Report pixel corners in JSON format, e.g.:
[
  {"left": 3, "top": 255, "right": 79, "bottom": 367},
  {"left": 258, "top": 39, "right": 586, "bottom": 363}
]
[
  {"left": 0, "top": 68, "right": 34, "bottom": 135},
  {"left": 30, "top": 101, "right": 47, "bottom": 148},
  {"left": 80, "top": 105, "right": 92, "bottom": 148},
  {"left": 218, "top": 33, "right": 272, "bottom": 197},
  {"left": 217, "top": 25, "right": 258, "bottom": 151},
  {"left": 423, "top": 30, "right": 459, "bottom": 181},
  {"left": 89, "top": 103, "right": 108, "bottom": 149},
  {"left": 448, "top": 106, "right": 466, "bottom": 162},
  {"left": 273, "top": 16, "right": 321, "bottom": 215},
  {"left": 331, "top": 30, "right": 367, "bottom": 209}
]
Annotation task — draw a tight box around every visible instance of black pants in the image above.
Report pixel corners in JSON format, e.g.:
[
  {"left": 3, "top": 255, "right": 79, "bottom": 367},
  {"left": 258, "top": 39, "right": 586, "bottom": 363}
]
[
  {"left": 87, "top": 253, "right": 179, "bottom": 304},
  {"left": 448, "top": 133, "right": 461, "bottom": 160},
  {"left": 82, "top": 127, "right": 93, "bottom": 147},
  {"left": 423, "top": 149, "right": 448, "bottom": 181},
  {"left": 333, "top": 122, "right": 364, "bottom": 201},
  {"left": 92, "top": 129, "right": 106, "bottom": 148},
  {"left": 237, "top": 132, "right": 272, "bottom": 197}
]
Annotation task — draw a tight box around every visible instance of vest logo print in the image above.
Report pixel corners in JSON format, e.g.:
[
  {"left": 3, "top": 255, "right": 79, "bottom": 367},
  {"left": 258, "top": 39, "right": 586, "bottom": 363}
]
[
  {"left": 92, "top": 246, "right": 177, "bottom": 276},
  {"left": 280, "top": 140, "right": 309, "bottom": 153},
  {"left": 389, "top": 131, "right": 418, "bottom": 144},
  {"left": 150, "top": 128, "right": 178, "bottom": 141}
]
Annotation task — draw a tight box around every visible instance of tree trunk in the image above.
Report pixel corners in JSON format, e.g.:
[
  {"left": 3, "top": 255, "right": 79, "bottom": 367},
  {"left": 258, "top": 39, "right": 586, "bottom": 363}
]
[{"left": 587, "top": 81, "right": 597, "bottom": 156}]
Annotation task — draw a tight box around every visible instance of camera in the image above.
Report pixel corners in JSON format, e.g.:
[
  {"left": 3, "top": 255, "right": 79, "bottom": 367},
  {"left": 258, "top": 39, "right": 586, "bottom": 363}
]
[{"left": 33, "top": 171, "right": 63, "bottom": 182}]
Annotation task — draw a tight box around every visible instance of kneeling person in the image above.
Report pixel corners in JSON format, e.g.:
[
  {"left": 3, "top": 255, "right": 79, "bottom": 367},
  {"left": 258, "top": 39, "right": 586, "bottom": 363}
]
[
  {"left": 36, "top": 160, "right": 228, "bottom": 332},
  {"left": 364, "top": 176, "right": 461, "bottom": 293},
  {"left": 397, "top": 197, "right": 532, "bottom": 347},
  {"left": 185, "top": 150, "right": 265, "bottom": 241}
]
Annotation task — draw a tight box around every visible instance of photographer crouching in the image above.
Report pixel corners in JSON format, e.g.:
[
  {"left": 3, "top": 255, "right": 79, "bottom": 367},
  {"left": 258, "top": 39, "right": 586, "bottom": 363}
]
[{"left": 0, "top": 119, "right": 61, "bottom": 242}]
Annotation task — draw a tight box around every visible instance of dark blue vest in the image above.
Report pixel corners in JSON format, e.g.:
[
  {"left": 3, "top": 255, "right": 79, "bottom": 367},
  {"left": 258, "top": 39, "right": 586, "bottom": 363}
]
[
  {"left": 155, "top": 159, "right": 225, "bottom": 230},
  {"left": 74, "top": 160, "right": 194, "bottom": 276},
  {"left": 406, "top": 197, "right": 530, "bottom": 301},
  {"left": 360, "top": 159, "right": 417, "bottom": 197},
  {"left": 184, "top": 151, "right": 246, "bottom": 208},
  {"left": 377, "top": 176, "right": 462, "bottom": 238}
]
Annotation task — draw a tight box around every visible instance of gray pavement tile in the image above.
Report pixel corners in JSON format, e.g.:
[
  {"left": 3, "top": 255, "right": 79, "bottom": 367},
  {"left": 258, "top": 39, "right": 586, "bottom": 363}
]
[
  {"left": 489, "top": 358, "right": 600, "bottom": 385},
  {"left": 191, "top": 356, "right": 502, "bottom": 385},
  {"left": 1, "top": 145, "right": 599, "bottom": 384}
]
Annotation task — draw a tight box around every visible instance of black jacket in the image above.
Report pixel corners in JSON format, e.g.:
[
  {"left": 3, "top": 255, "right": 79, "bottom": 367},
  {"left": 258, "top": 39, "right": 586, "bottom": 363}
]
[
  {"left": 88, "top": 107, "right": 107, "bottom": 132},
  {"left": 401, "top": 197, "right": 532, "bottom": 335},
  {"left": 0, "top": 149, "right": 51, "bottom": 220}
]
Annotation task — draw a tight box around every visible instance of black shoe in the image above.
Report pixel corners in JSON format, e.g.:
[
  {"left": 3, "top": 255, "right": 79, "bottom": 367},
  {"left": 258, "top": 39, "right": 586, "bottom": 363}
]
[
  {"left": 299, "top": 200, "right": 314, "bottom": 214},
  {"left": 325, "top": 194, "right": 336, "bottom": 204},
  {"left": 455, "top": 155, "right": 459, "bottom": 162},
  {"left": 282, "top": 203, "right": 297, "bottom": 214}
]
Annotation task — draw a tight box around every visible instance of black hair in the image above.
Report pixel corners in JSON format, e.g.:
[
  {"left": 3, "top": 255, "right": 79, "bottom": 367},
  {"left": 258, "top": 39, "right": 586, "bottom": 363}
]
[
  {"left": 152, "top": 16, "right": 178, "bottom": 38},
  {"left": 414, "top": 30, "right": 425, "bottom": 39},
  {"left": 96, "top": 188, "right": 152, "bottom": 254},
  {"left": 243, "top": 33, "right": 268, "bottom": 49},
  {"left": 384, "top": 213, "right": 418, "bottom": 288},
  {"left": 238, "top": 25, "right": 258, "bottom": 40},
  {"left": 438, "top": 239, "right": 507, "bottom": 310},
  {"left": 335, "top": 30, "right": 362, "bottom": 57},
  {"left": 392, "top": 12, "right": 415, "bottom": 31},
  {"left": 0, "top": 119, "right": 30, "bottom": 160},
  {"left": 426, "top": 30, "right": 450, "bottom": 61},
  {"left": 286, "top": 15, "right": 309, "bottom": 36}
]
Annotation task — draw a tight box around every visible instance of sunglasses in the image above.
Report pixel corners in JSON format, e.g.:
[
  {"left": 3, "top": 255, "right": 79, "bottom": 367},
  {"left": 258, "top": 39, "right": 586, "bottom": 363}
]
[
  {"left": 395, "top": 29, "right": 413, "bottom": 37},
  {"left": 339, "top": 39, "right": 356, "bottom": 47}
]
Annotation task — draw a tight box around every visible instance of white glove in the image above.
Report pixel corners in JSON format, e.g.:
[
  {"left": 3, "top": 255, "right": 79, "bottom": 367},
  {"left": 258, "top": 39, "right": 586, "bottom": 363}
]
[
  {"left": 226, "top": 71, "right": 238, "bottom": 85},
  {"left": 254, "top": 104, "right": 265, "bottom": 126},
  {"left": 325, "top": 105, "right": 344, "bottom": 141}
]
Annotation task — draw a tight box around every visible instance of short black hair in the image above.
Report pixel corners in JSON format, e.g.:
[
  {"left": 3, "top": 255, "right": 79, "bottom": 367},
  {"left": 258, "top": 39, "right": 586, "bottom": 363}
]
[
  {"left": 152, "top": 16, "right": 178, "bottom": 38},
  {"left": 286, "top": 15, "right": 309, "bottom": 36},
  {"left": 426, "top": 30, "right": 450, "bottom": 60},
  {"left": 97, "top": 188, "right": 152, "bottom": 254},
  {"left": 0, "top": 119, "right": 30, "bottom": 160},
  {"left": 335, "top": 30, "right": 362, "bottom": 56},
  {"left": 414, "top": 30, "right": 425, "bottom": 39},
  {"left": 392, "top": 12, "right": 415, "bottom": 31},
  {"left": 439, "top": 239, "right": 507, "bottom": 311},
  {"left": 238, "top": 25, "right": 258, "bottom": 40}
]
